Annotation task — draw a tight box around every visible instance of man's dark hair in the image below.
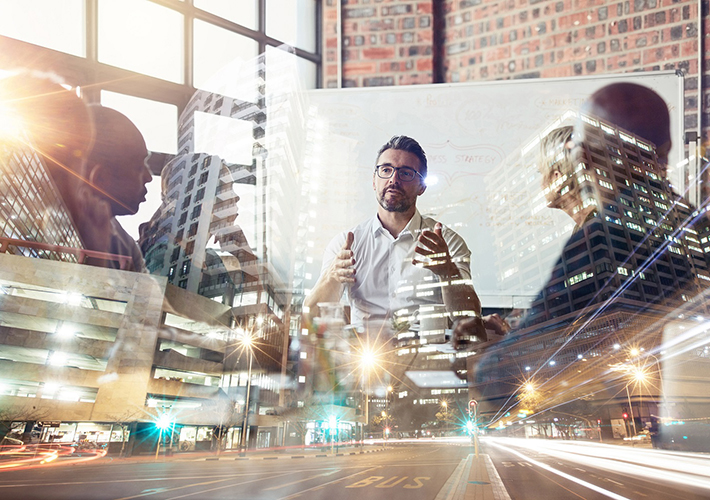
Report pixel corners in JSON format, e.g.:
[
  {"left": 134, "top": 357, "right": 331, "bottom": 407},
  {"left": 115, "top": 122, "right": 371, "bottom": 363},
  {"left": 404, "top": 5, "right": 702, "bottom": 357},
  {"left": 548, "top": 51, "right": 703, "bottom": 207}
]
[{"left": 376, "top": 135, "right": 428, "bottom": 178}]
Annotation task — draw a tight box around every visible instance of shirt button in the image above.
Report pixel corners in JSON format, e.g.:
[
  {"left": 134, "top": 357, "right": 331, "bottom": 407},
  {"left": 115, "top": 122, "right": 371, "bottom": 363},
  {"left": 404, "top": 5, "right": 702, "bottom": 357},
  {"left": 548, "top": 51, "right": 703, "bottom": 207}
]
[{"left": 391, "top": 292, "right": 396, "bottom": 298}]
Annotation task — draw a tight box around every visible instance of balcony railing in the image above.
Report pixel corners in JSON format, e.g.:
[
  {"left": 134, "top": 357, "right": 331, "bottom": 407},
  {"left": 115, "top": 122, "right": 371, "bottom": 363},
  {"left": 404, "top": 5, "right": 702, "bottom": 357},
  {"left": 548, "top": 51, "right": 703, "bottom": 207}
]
[{"left": 0, "top": 237, "right": 134, "bottom": 270}]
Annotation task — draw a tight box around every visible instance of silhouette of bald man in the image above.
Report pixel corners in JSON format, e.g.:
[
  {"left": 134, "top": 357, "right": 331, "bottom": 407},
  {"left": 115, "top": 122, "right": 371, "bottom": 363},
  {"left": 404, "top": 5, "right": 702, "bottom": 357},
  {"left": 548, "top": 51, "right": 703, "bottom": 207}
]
[
  {"left": 580, "top": 82, "right": 672, "bottom": 175},
  {"left": 85, "top": 105, "right": 152, "bottom": 272}
]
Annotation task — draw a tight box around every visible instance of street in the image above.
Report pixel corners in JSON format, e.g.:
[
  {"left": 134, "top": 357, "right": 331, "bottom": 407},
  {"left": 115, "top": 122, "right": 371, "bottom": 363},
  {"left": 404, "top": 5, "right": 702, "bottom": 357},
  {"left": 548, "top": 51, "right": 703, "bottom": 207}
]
[
  {"left": 0, "top": 439, "right": 709, "bottom": 499},
  {"left": 484, "top": 437, "right": 710, "bottom": 500},
  {"left": 0, "top": 443, "right": 468, "bottom": 500}
]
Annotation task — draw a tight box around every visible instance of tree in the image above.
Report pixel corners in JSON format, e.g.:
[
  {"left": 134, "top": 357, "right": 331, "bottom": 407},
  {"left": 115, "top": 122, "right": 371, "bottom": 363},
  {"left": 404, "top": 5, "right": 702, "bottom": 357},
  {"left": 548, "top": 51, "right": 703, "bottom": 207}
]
[
  {"left": 435, "top": 408, "right": 456, "bottom": 433},
  {"left": 106, "top": 409, "right": 143, "bottom": 456},
  {"left": 0, "top": 404, "right": 49, "bottom": 443}
]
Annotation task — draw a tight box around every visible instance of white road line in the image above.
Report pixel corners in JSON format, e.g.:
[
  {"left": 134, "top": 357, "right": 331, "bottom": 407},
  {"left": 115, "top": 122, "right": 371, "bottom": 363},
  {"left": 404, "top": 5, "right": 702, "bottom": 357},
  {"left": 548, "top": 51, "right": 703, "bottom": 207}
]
[
  {"left": 163, "top": 472, "right": 296, "bottom": 500},
  {"left": 0, "top": 473, "right": 262, "bottom": 489},
  {"left": 276, "top": 466, "right": 380, "bottom": 500},
  {"left": 433, "top": 455, "right": 470, "bottom": 500},
  {"left": 484, "top": 454, "right": 512, "bottom": 500},
  {"left": 264, "top": 471, "right": 340, "bottom": 491},
  {"left": 116, "top": 472, "right": 293, "bottom": 500},
  {"left": 487, "top": 442, "right": 631, "bottom": 500}
]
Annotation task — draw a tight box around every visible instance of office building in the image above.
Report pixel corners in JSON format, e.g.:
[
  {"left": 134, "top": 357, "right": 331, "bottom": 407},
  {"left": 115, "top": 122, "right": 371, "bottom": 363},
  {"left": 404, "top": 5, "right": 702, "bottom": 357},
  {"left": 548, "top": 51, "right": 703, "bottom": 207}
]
[
  {"left": 470, "top": 114, "right": 710, "bottom": 438},
  {"left": 0, "top": 129, "right": 83, "bottom": 261}
]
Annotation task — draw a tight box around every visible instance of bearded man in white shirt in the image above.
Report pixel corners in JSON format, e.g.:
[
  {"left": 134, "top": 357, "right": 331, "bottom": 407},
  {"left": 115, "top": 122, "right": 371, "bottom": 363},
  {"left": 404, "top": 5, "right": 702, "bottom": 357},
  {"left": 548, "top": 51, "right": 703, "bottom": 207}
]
[{"left": 305, "top": 135, "right": 495, "bottom": 349}]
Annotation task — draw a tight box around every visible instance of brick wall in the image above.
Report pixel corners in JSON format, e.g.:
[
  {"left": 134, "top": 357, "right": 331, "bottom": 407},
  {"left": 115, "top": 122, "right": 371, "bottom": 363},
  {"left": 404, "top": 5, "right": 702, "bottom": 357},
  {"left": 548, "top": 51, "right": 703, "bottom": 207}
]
[
  {"left": 322, "top": 0, "right": 436, "bottom": 88},
  {"left": 322, "top": 0, "right": 709, "bottom": 142}
]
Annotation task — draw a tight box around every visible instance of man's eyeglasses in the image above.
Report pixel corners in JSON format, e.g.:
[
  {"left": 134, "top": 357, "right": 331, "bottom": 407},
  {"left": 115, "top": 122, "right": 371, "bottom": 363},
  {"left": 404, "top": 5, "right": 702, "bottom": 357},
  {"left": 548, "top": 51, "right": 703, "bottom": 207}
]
[{"left": 375, "top": 165, "right": 424, "bottom": 182}]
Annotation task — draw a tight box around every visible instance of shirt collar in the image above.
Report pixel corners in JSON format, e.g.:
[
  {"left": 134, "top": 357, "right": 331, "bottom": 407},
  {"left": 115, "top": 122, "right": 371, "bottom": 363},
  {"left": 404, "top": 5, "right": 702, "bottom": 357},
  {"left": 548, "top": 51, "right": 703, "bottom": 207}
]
[{"left": 372, "top": 209, "right": 421, "bottom": 238}]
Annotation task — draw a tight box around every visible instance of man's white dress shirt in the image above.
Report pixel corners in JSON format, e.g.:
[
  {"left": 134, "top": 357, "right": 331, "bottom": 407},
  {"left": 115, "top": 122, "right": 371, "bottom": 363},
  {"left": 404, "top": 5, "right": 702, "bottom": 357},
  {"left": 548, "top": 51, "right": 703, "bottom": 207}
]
[{"left": 319, "top": 210, "right": 472, "bottom": 333}]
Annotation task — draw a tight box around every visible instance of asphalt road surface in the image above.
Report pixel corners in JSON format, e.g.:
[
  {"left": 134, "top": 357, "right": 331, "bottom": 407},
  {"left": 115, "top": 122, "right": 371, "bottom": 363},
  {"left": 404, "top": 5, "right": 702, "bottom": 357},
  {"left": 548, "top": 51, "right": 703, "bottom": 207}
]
[
  {"left": 2, "top": 439, "right": 710, "bottom": 499},
  {"left": 0, "top": 444, "right": 470, "bottom": 500},
  {"left": 483, "top": 437, "right": 710, "bottom": 500}
]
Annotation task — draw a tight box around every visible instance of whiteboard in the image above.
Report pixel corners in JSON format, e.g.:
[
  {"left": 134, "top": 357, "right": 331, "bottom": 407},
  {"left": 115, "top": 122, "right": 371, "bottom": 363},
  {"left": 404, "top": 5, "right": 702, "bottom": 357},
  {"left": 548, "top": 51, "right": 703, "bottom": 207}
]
[{"left": 302, "top": 72, "right": 684, "bottom": 307}]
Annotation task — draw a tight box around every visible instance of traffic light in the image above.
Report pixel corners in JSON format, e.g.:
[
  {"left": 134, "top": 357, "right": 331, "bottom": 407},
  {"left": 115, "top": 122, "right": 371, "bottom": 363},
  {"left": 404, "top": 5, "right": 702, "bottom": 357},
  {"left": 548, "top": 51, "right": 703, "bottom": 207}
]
[
  {"left": 468, "top": 399, "right": 478, "bottom": 415},
  {"left": 622, "top": 412, "right": 629, "bottom": 420}
]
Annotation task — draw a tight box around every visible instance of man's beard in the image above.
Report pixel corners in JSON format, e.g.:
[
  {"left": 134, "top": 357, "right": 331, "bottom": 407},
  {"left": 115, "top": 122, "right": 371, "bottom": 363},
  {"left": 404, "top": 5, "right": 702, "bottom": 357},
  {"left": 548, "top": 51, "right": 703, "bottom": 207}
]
[{"left": 378, "top": 189, "right": 412, "bottom": 213}]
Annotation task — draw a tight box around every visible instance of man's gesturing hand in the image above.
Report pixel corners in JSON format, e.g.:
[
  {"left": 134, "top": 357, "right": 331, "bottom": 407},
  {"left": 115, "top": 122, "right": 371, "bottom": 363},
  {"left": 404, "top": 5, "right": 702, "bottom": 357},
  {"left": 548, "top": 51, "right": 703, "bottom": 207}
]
[
  {"left": 327, "top": 231, "right": 356, "bottom": 284},
  {"left": 413, "top": 222, "right": 459, "bottom": 278}
]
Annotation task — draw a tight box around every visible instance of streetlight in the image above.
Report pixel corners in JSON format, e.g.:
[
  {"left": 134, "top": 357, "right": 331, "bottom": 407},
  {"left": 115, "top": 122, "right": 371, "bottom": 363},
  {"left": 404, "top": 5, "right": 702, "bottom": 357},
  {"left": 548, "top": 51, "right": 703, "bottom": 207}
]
[
  {"left": 239, "top": 332, "right": 254, "bottom": 457},
  {"left": 624, "top": 367, "right": 648, "bottom": 439},
  {"left": 384, "top": 385, "right": 393, "bottom": 445},
  {"left": 155, "top": 413, "right": 173, "bottom": 460},
  {"left": 359, "top": 346, "right": 378, "bottom": 446}
]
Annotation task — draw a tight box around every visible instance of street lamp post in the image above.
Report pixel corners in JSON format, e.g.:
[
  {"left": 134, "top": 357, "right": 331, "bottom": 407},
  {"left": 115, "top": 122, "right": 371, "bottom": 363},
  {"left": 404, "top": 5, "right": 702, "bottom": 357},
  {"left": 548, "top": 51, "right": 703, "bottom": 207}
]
[
  {"left": 384, "top": 385, "right": 393, "bottom": 445},
  {"left": 360, "top": 347, "right": 377, "bottom": 449},
  {"left": 239, "top": 335, "right": 254, "bottom": 457},
  {"left": 625, "top": 383, "right": 637, "bottom": 438},
  {"left": 440, "top": 400, "right": 448, "bottom": 436}
]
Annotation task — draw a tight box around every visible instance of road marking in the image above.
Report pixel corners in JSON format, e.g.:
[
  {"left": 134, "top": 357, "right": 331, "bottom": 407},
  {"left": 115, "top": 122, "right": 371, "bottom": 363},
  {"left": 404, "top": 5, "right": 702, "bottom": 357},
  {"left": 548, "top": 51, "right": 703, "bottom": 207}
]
[
  {"left": 344, "top": 474, "right": 431, "bottom": 489},
  {"left": 163, "top": 473, "right": 296, "bottom": 500},
  {"left": 633, "top": 491, "right": 648, "bottom": 497},
  {"left": 605, "top": 478, "right": 624, "bottom": 486},
  {"left": 115, "top": 472, "right": 293, "bottom": 500},
  {"left": 345, "top": 476, "right": 384, "bottom": 488},
  {"left": 0, "top": 473, "right": 263, "bottom": 489},
  {"left": 278, "top": 467, "right": 379, "bottom": 500},
  {"left": 483, "top": 454, "right": 513, "bottom": 500},
  {"left": 374, "top": 476, "right": 409, "bottom": 488},
  {"left": 487, "top": 442, "right": 632, "bottom": 500},
  {"left": 434, "top": 454, "right": 471, "bottom": 500},
  {"left": 264, "top": 471, "right": 340, "bottom": 491},
  {"left": 403, "top": 477, "right": 429, "bottom": 489},
  {"left": 575, "top": 468, "right": 586, "bottom": 473}
]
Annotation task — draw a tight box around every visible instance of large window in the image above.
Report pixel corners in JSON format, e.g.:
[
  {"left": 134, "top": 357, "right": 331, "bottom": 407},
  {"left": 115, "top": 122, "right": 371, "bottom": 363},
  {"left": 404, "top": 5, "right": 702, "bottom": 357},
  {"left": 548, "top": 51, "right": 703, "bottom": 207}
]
[
  {"left": 98, "top": 0, "right": 184, "bottom": 83},
  {"left": 0, "top": 0, "right": 85, "bottom": 57}
]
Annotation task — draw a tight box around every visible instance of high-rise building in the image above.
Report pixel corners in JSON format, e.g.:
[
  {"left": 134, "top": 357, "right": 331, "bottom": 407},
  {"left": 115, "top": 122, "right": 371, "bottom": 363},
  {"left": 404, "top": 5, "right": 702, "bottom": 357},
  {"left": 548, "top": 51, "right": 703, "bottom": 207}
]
[
  {"left": 0, "top": 125, "right": 83, "bottom": 261},
  {"left": 470, "top": 114, "right": 710, "bottom": 439},
  {"left": 139, "top": 49, "right": 318, "bottom": 437}
]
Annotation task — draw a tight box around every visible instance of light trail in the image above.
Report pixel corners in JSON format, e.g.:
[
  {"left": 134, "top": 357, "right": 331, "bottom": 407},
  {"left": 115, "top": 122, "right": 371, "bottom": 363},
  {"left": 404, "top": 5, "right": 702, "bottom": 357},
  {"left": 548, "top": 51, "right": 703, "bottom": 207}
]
[
  {"left": 484, "top": 437, "right": 710, "bottom": 492},
  {"left": 486, "top": 439, "right": 632, "bottom": 500},
  {"left": 0, "top": 444, "right": 106, "bottom": 472}
]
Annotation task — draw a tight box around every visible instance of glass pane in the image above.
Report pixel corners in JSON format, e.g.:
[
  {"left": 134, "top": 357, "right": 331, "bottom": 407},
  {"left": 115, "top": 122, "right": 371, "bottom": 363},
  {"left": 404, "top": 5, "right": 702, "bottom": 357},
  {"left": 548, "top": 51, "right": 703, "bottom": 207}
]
[
  {"left": 295, "top": 55, "right": 317, "bottom": 90},
  {"left": 0, "top": 0, "right": 85, "bottom": 57},
  {"left": 265, "top": 47, "right": 316, "bottom": 91},
  {"left": 194, "top": 0, "right": 257, "bottom": 30},
  {"left": 193, "top": 19, "right": 259, "bottom": 100},
  {"left": 98, "top": 0, "right": 184, "bottom": 83},
  {"left": 266, "top": 0, "right": 316, "bottom": 53},
  {"left": 194, "top": 112, "right": 254, "bottom": 165},
  {"left": 100, "top": 91, "right": 178, "bottom": 154}
]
